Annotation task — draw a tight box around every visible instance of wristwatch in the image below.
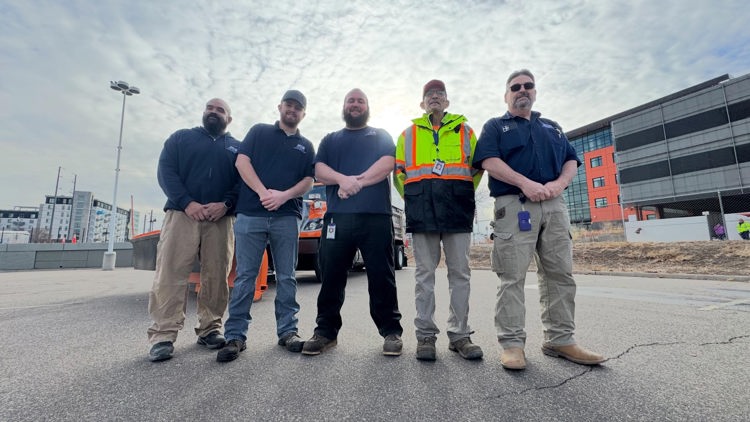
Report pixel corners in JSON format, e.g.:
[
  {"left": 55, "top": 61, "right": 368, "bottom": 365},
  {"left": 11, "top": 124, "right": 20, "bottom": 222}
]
[{"left": 223, "top": 200, "right": 232, "bottom": 209}]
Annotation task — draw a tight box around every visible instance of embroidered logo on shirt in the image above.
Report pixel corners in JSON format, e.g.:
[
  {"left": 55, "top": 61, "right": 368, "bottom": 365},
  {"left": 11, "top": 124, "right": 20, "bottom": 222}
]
[
  {"left": 226, "top": 145, "right": 238, "bottom": 154},
  {"left": 294, "top": 144, "right": 306, "bottom": 153},
  {"left": 541, "top": 123, "right": 563, "bottom": 138},
  {"left": 502, "top": 125, "right": 510, "bottom": 133}
]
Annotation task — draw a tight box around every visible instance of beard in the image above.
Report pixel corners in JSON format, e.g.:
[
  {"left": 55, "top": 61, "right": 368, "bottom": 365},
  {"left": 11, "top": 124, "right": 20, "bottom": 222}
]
[
  {"left": 281, "top": 112, "right": 300, "bottom": 129},
  {"left": 203, "top": 113, "right": 228, "bottom": 136},
  {"left": 512, "top": 93, "right": 533, "bottom": 111},
  {"left": 342, "top": 108, "right": 370, "bottom": 128}
]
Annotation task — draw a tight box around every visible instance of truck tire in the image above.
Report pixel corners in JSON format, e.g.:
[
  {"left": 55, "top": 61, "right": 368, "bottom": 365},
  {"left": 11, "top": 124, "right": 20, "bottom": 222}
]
[{"left": 394, "top": 245, "right": 405, "bottom": 270}]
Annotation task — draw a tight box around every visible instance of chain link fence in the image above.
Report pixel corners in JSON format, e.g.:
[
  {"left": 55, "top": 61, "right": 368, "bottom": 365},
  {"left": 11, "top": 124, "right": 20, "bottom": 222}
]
[{"left": 569, "top": 190, "right": 750, "bottom": 242}]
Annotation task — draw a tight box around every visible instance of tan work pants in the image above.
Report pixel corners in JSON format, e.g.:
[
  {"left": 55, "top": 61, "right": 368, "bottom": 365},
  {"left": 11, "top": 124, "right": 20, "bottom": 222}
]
[
  {"left": 491, "top": 194, "right": 576, "bottom": 349},
  {"left": 147, "top": 210, "right": 234, "bottom": 344},
  {"left": 413, "top": 232, "right": 473, "bottom": 342}
]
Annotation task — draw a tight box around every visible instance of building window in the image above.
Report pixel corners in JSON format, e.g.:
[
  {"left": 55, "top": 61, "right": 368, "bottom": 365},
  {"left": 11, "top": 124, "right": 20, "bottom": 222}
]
[
  {"left": 590, "top": 156, "right": 603, "bottom": 168},
  {"left": 592, "top": 177, "right": 605, "bottom": 188},
  {"left": 594, "top": 197, "right": 608, "bottom": 208}
]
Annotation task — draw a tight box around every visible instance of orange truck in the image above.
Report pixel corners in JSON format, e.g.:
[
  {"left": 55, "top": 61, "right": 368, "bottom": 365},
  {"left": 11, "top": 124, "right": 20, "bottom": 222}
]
[
  {"left": 296, "top": 183, "right": 407, "bottom": 280},
  {"left": 130, "top": 231, "right": 269, "bottom": 302},
  {"left": 131, "top": 183, "right": 406, "bottom": 301}
]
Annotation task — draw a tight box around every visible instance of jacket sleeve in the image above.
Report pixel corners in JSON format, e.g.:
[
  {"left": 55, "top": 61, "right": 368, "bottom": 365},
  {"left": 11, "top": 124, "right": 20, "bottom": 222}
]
[
  {"left": 157, "top": 132, "right": 194, "bottom": 210},
  {"left": 393, "top": 129, "right": 408, "bottom": 198},
  {"left": 466, "top": 124, "right": 483, "bottom": 190}
]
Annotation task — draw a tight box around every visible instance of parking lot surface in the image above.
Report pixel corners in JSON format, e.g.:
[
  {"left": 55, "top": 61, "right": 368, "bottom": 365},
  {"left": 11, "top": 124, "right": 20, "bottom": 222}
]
[{"left": 1, "top": 268, "right": 748, "bottom": 421}]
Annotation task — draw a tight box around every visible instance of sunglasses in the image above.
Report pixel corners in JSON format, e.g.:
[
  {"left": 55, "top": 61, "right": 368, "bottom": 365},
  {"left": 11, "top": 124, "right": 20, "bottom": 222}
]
[{"left": 509, "top": 82, "right": 535, "bottom": 92}]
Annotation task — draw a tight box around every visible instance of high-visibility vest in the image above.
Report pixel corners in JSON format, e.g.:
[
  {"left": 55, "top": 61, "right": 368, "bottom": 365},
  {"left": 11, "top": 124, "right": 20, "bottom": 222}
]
[{"left": 394, "top": 112, "right": 480, "bottom": 196}]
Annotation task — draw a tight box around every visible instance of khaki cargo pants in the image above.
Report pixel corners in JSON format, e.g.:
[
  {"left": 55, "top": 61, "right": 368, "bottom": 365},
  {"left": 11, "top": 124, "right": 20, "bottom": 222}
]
[
  {"left": 491, "top": 194, "right": 576, "bottom": 349},
  {"left": 147, "top": 210, "right": 235, "bottom": 345}
]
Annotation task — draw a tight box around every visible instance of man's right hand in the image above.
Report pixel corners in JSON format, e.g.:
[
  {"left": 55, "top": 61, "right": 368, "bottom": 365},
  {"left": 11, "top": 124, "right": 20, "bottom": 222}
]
[
  {"left": 520, "top": 180, "right": 551, "bottom": 202},
  {"left": 185, "top": 201, "right": 208, "bottom": 221},
  {"left": 338, "top": 175, "right": 362, "bottom": 197}
]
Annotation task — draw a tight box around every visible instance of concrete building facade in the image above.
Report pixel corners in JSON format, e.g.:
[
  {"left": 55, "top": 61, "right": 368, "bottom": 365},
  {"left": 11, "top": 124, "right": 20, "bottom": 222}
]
[
  {"left": 563, "top": 73, "right": 750, "bottom": 225},
  {"left": 38, "top": 192, "right": 132, "bottom": 243},
  {"left": 613, "top": 74, "right": 750, "bottom": 216}
]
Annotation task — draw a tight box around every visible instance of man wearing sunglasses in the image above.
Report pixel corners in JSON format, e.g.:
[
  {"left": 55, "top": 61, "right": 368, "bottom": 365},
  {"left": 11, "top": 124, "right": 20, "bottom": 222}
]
[
  {"left": 472, "top": 69, "right": 605, "bottom": 370},
  {"left": 394, "top": 80, "right": 484, "bottom": 361}
]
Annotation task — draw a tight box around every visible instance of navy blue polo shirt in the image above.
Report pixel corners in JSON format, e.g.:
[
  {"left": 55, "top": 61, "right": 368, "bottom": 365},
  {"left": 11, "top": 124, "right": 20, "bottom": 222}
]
[
  {"left": 236, "top": 122, "right": 315, "bottom": 218},
  {"left": 315, "top": 126, "right": 395, "bottom": 215},
  {"left": 472, "top": 111, "right": 581, "bottom": 197}
]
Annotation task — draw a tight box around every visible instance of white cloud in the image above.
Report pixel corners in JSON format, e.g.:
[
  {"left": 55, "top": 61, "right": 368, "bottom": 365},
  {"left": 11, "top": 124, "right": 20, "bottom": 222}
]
[{"left": 1, "top": 0, "right": 749, "bottom": 228}]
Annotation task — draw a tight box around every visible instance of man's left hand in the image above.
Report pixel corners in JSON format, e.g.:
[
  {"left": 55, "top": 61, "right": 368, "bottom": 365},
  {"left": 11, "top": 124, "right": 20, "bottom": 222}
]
[
  {"left": 544, "top": 180, "right": 565, "bottom": 199},
  {"left": 261, "top": 189, "right": 289, "bottom": 211},
  {"left": 203, "top": 202, "right": 228, "bottom": 222}
]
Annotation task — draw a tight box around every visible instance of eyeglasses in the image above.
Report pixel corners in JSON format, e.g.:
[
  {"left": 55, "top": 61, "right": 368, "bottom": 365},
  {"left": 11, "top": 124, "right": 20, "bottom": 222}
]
[
  {"left": 509, "top": 82, "right": 535, "bottom": 92},
  {"left": 424, "top": 90, "right": 447, "bottom": 98}
]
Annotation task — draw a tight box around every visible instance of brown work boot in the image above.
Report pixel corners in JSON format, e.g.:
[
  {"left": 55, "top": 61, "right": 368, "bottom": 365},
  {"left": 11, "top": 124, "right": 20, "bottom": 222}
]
[
  {"left": 542, "top": 343, "right": 606, "bottom": 365},
  {"left": 449, "top": 337, "right": 483, "bottom": 360},
  {"left": 500, "top": 347, "right": 526, "bottom": 370}
]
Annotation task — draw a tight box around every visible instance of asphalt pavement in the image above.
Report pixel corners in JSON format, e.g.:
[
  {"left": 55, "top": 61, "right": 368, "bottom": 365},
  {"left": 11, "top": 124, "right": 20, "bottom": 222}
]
[{"left": 0, "top": 267, "right": 748, "bottom": 421}]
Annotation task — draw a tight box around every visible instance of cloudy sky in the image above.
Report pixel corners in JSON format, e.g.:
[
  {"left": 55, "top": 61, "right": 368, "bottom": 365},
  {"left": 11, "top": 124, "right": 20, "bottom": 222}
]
[{"left": 2, "top": 0, "right": 749, "bottom": 230}]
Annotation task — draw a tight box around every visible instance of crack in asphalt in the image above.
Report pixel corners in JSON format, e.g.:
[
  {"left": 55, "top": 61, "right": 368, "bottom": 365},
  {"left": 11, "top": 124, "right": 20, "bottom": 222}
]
[
  {"left": 608, "top": 341, "right": 685, "bottom": 360},
  {"left": 517, "top": 367, "right": 594, "bottom": 394},
  {"left": 488, "top": 336, "right": 748, "bottom": 398},
  {"left": 699, "top": 334, "right": 750, "bottom": 346}
]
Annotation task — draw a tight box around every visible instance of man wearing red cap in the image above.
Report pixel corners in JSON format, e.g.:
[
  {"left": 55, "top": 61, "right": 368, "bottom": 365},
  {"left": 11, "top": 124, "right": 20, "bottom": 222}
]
[{"left": 395, "top": 80, "right": 484, "bottom": 361}]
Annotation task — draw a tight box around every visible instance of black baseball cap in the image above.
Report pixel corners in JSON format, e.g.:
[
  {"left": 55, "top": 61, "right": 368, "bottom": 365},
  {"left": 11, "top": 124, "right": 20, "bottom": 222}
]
[{"left": 281, "top": 89, "right": 307, "bottom": 108}]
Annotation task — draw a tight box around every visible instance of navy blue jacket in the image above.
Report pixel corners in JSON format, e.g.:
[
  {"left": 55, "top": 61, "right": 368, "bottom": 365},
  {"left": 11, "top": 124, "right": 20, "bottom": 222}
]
[{"left": 157, "top": 126, "right": 241, "bottom": 213}]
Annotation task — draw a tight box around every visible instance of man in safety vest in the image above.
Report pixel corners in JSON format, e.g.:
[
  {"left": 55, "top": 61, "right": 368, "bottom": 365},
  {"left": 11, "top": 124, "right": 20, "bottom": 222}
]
[
  {"left": 738, "top": 218, "right": 750, "bottom": 240},
  {"left": 394, "top": 80, "right": 484, "bottom": 361}
]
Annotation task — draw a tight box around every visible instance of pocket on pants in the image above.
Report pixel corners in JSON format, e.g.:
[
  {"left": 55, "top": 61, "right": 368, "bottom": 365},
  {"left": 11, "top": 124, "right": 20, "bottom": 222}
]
[{"left": 491, "top": 231, "right": 517, "bottom": 274}]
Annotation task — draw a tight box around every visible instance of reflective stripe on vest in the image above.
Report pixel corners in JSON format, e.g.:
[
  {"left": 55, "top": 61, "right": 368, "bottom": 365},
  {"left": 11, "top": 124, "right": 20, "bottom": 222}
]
[{"left": 402, "top": 123, "right": 473, "bottom": 184}]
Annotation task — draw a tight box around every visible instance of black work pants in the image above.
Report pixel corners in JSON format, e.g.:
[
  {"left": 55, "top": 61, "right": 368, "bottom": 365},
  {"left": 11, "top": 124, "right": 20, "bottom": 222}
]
[{"left": 314, "top": 213, "right": 403, "bottom": 339}]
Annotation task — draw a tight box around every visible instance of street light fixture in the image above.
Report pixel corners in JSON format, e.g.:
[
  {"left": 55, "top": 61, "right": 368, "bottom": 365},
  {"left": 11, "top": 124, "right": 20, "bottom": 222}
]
[{"left": 102, "top": 80, "right": 140, "bottom": 270}]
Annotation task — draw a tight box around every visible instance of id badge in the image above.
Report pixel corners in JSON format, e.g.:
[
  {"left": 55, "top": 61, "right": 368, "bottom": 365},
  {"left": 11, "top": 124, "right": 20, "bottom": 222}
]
[
  {"left": 518, "top": 210, "right": 532, "bottom": 231},
  {"left": 326, "top": 222, "right": 336, "bottom": 239},
  {"left": 432, "top": 159, "right": 445, "bottom": 175}
]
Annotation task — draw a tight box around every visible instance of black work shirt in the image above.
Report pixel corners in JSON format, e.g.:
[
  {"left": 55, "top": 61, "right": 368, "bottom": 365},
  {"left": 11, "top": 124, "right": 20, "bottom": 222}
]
[
  {"left": 472, "top": 111, "right": 581, "bottom": 197},
  {"left": 236, "top": 122, "right": 315, "bottom": 218}
]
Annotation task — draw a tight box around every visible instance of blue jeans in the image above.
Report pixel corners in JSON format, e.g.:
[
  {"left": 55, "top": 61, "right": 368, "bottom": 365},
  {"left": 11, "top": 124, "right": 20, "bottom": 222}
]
[{"left": 224, "top": 214, "right": 301, "bottom": 342}]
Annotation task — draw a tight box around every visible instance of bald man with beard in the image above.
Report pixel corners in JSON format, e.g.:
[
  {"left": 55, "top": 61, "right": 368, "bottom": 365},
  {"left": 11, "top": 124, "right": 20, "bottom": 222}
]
[
  {"left": 147, "top": 98, "right": 241, "bottom": 362},
  {"left": 302, "top": 89, "right": 404, "bottom": 357}
]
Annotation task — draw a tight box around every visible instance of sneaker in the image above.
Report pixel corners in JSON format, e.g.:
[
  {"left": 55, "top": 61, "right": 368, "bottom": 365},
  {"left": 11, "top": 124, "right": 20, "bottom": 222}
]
[
  {"left": 216, "top": 339, "right": 246, "bottom": 363},
  {"left": 383, "top": 334, "right": 403, "bottom": 356},
  {"left": 197, "top": 331, "right": 226, "bottom": 349},
  {"left": 448, "top": 337, "right": 483, "bottom": 360},
  {"left": 301, "top": 333, "right": 337, "bottom": 356},
  {"left": 149, "top": 341, "right": 174, "bottom": 362},
  {"left": 278, "top": 332, "right": 305, "bottom": 353},
  {"left": 416, "top": 337, "right": 437, "bottom": 361}
]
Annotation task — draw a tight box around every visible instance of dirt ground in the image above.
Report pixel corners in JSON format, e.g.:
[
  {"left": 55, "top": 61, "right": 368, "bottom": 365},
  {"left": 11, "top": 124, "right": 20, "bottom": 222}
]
[
  {"left": 460, "top": 241, "right": 750, "bottom": 276},
  {"left": 470, "top": 240, "right": 750, "bottom": 276}
]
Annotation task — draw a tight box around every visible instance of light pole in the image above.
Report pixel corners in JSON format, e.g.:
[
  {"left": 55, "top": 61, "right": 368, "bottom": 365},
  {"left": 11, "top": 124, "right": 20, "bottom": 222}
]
[{"left": 102, "top": 80, "right": 140, "bottom": 270}]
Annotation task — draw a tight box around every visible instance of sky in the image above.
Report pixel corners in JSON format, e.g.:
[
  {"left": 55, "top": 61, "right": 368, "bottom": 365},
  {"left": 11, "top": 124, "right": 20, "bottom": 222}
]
[{"left": 2, "top": 0, "right": 750, "bottom": 231}]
